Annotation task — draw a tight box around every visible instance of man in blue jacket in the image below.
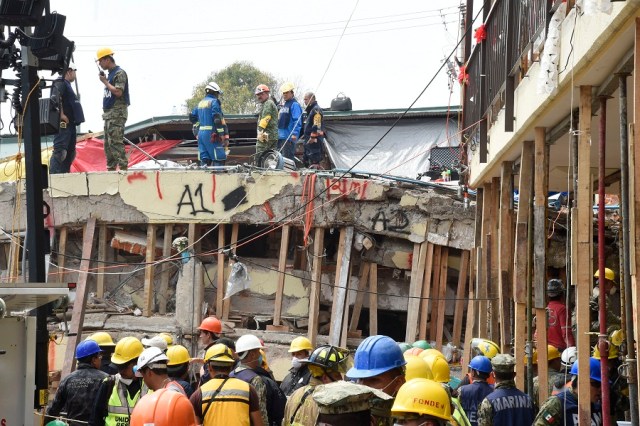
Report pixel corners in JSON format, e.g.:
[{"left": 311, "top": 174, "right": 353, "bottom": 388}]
[
  {"left": 277, "top": 82, "right": 302, "bottom": 161},
  {"left": 189, "top": 82, "right": 229, "bottom": 166}
]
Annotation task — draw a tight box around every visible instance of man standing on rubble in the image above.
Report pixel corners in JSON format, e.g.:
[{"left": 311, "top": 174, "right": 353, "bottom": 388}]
[
  {"left": 277, "top": 82, "right": 302, "bottom": 161},
  {"left": 254, "top": 84, "right": 278, "bottom": 164},
  {"left": 189, "top": 82, "right": 229, "bottom": 166},
  {"left": 97, "top": 47, "right": 129, "bottom": 171},
  {"left": 280, "top": 336, "right": 313, "bottom": 397},
  {"left": 301, "top": 91, "right": 325, "bottom": 168}
]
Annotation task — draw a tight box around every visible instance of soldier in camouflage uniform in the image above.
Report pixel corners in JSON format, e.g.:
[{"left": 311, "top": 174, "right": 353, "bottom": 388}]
[
  {"left": 532, "top": 345, "right": 567, "bottom": 408},
  {"left": 97, "top": 47, "right": 130, "bottom": 171},
  {"left": 254, "top": 84, "right": 278, "bottom": 164},
  {"left": 313, "top": 381, "right": 392, "bottom": 426},
  {"left": 477, "top": 354, "right": 535, "bottom": 426}
]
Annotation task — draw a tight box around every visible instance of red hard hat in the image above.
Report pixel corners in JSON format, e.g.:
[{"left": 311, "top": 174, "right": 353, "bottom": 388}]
[
  {"left": 130, "top": 389, "right": 197, "bottom": 426},
  {"left": 198, "top": 316, "right": 222, "bottom": 334},
  {"left": 255, "top": 84, "right": 270, "bottom": 95}
]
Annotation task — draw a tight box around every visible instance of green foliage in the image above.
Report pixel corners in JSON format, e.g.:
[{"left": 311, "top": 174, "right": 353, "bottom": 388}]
[{"left": 185, "top": 61, "right": 279, "bottom": 115}]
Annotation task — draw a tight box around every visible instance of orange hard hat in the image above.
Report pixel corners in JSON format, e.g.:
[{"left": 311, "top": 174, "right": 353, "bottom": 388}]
[
  {"left": 255, "top": 84, "right": 270, "bottom": 95},
  {"left": 198, "top": 316, "right": 222, "bottom": 334},
  {"left": 404, "top": 347, "right": 424, "bottom": 357},
  {"left": 130, "top": 389, "right": 197, "bottom": 426}
]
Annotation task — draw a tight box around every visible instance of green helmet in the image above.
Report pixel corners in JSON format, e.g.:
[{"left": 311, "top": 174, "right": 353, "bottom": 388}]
[
  {"left": 398, "top": 342, "right": 413, "bottom": 353},
  {"left": 412, "top": 340, "right": 432, "bottom": 350}
]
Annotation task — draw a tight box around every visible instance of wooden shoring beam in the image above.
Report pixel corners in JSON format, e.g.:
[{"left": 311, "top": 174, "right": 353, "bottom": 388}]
[
  {"left": 406, "top": 242, "right": 429, "bottom": 342},
  {"left": 329, "top": 227, "right": 354, "bottom": 346},
  {"left": 452, "top": 250, "right": 470, "bottom": 347},
  {"left": 308, "top": 228, "right": 325, "bottom": 346},
  {"left": 158, "top": 224, "right": 173, "bottom": 315},
  {"left": 576, "top": 85, "right": 593, "bottom": 424},
  {"left": 633, "top": 18, "right": 640, "bottom": 408},
  {"left": 56, "top": 227, "right": 68, "bottom": 283},
  {"left": 429, "top": 245, "right": 443, "bottom": 341},
  {"left": 490, "top": 176, "right": 500, "bottom": 343},
  {"left": 536, "top": 306, "right": 549, "bottom": 405},
  {"left": 223, "top": 224, "right": 239, "bottom": 321},
  {"left": 419, "top": 243, "right": 435, "bottom": 340},
  {"left": 514, "top": 303, "right": 527, "bottom": 390},
  {"left": 499, "top": 162, "right": 514, "bottom": 352},
  {"left": 349, "top": 262, "right": 371, "bottom": 332},
  {"left": 272, "top": 224, "right": 291, "bottom": 326},
  {"left": 96, "top": 225, "right": 108, "bottom": 298},
  {"left": 143, "top": 224, "right": 158, "bottom": 317},
  {"left": 216, "top": 225, "right": 225, "bottom": 317},
  {"left": 369, "top": 263, "right": 379, "bottom": 335},
  {"left": 61, "top": 217, "right": 96, "bottom": 377},
  {"left": 435, "top": 247, "right": 449, "bottom": 349},
  {"left": 479, "top": 183, "right": 492, "bottom": 338},
  {"left": 463, "top": 247, "right": 477, "bottom": 367}
]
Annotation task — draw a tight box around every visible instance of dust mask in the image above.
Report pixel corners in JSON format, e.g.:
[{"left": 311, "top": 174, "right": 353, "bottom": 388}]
[{"left": 292, "top": 357, "right": 307, "bottom": 370}]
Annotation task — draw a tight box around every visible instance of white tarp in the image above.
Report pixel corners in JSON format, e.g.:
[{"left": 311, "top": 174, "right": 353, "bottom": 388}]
[{"left": 324, "top": 117, "right": 458, "bottom": 179}]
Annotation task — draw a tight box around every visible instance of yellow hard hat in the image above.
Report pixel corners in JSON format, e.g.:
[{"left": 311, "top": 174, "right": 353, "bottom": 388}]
[
  {"left": 111, "top": 337, "right": 144, "bottom": 365},
  {"left": 470, "top": 338, "right": 500, "bottom": 359},
  {"left": 166, "top": 345, "right": 191, "bottom": 366},
  {"left": 204, "top": 343, "right": 235, "bottom": 365},
  {"left": 426, "top": 355, "right": 450, "bottom": 383},
  {"left": 289, "top": 336, "right": 313, "bottom": 353},
  {"left": 547, "top": 345, "right": 561, "bottom": 361},
  {"left": 404, "top": 355, "right": 433, "bottom": 381},
  {"left": 260, "top": 349, "right": 269, "bottom": 370},
  {"left": 592, "top": 343, "right": 619, "bottom": 359},
  {"left": 594, "top": 267, "right": 615, "bottom": 281},
  {"left": 419, "top": 348, "right": 445, "bottom": 359},
  {"left": 96, "top": 47, "right": 114, "bottom": 61},
  {"left": 610, "top": 329, "right": 625, "bottom": 347},
  {"left": 87, "top": 331, "right": 116, "bottom": 347},
  {"left": 280, "top": 82, "right": 295, "bottom": 93},
  {"left": 157, "top": 333, "right": 174, "bottom": 346},
  {"left": 391, "top": 378, "right": 453, "bottom": 421}
]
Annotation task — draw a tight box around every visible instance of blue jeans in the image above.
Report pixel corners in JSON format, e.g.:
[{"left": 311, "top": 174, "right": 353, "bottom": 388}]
[{"left": 50, "top": 125, "right": 77, "bottom": 174}]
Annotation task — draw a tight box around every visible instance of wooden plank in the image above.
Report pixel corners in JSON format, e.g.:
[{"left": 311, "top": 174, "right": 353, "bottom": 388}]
[
  {"left": 143, "top": 224, "right": 157, "bottom": 317},
  {"left": 369, "top": 263, "right": 378, "bottom": 335},
  {"left": 223, "top": 223, "right": 239, "bottom": 321},
  {"left": 329, "top": 227, "right": 354, "bottom": 346},
  {"left": 61, "top": 217, "right": 96, "bottom": 377},
  {"left": 340, "top": 259, "right": 354, "bottom": 347},
  {"left": 633, "top": 18, "right": 640, "bottom": 403},
  {"left": 429, "top": 245, "right": 443, "bottom": 341},
  {"left": 56, "top": 227, "right": 68, "bottom": 283},
  {"left": 476, "top": 248, "right": 487, "bottom": 337},
  {"left": 490, "top": 177, "right": 500, "bottom": 343},
  {"left": 158, "top": 224, "right": 173, "bottom": 315},
  {"left": 463, "top": 249, "right": 476, "bottom": 366},
  {"left": 533, "top": 127, "right": 548, "bottom": 309},
  {"left": 308, "top": 228, "right": 325, "bottom": 346},
  {"left": 349, "top": 262, "right": 371, "bottom": 332},
  {"left": 452, "top": 250, "right": 470, "bottom": 347},
  {"left": 435, "top": 247, "right": 449, "bottom": 349},
  {"left": 406, "top": 242, "right": 428, "bottom": 342},
  {"left": 96, "top": 225, "right": 107, "bottom": 298},
  {"left": 576, "top": 85, "right": 593, "bottom": 424},
  {"left": 499, "top": 162, "right": 514, "bottom": 352},
  {"left": 419, "top": 243, "right": 435, "bottom": 340},
  {"left": 216, "top": 225, "right": 225, "bottom": 317},
  {"left": 479, "top": 183, "right": 492, "bottom": 338},
  {"left": 514, "top": 303, "right": 526, "bottom": 390},
  {"left": 514, "top": 141, "right": 534, "bottom": 303},
  {"left": 536, "top": 307, "right": 549, "bottom": 405},
  {"left": 273, "top": 225, "right": 290, "bottom": 326}
]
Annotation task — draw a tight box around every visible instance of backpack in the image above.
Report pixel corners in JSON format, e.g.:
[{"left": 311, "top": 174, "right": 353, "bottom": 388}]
[
  {"left": 330, "top": 92, "right": 352, "bottom": 111},
  {"left": 232, "top": 367, "right": 286, "bottom": 426}
]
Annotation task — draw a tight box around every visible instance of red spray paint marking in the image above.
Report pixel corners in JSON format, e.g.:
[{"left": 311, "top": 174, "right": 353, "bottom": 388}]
[
  {"left": 127, "top": 171, "right": 147, "bottom": 184},
  {"left": 155, "top": 171, "right": 163, "bottom": 200},
  {"left": 212, "top": 175, "right": 216, "bottom": 203},
  {"left": 262, "top": 202, "right": 275, "bottom": 221}
]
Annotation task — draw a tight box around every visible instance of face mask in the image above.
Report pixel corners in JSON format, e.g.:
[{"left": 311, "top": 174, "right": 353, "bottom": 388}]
[
  {"left": 119, "top": 377, "right": 133, "bottom": 386},
  {"left": 609, "top": 286, "right": 617, "bottom": 296},
  {"left": 381, "top": 375, "right": 401, "bottom": 397},
  {"left": 292, "top": 357, "right": 307, "bottom": 370},
  {"left": 257, "top": 355, "right": 264, "bottom": 366}
]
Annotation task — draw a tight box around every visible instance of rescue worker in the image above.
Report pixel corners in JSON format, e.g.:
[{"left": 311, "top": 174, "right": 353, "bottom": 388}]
[
  {"left": 140, "top": 335, "right": 167, "bottom": 352},
  {"left": 167, "top": 344, "right": 195, "bottom": 397},
  {"left": 543, "top": 279, "right": 575, "bottom": 351},
  {"left": 593, "top": 341, "right": 628, "bottom": 421},
  {"left": 189, "top": 343, "right": 263, "bottom": 426},
  {"left": 277, "top": 82, "right": 302, "bottom": 161},
  {"left": 312, "top": 381, "right": 393, "bottom": 426},
  {"left": 196, "top": 315, "right": 223, "bottom": 385},
  {"left": 230, "top": 334, "right": 286, "bottom": 426},
  {"left": 280, "top": 336, "right": 313, "bottom": 397},
  {"left": 534, "top": 357, "right": 603, "bottom": 425},
  {"left": 457, "top": 338, "right": 499, "bottom": 388},
  {"left": 403, "top": 355, "right": 433, "bottom": 381},
  {"left": 91, "top": 336, "right": 148, "bottom": 426},
  {"left": 130, "top": 389, "right": 197, "bottom": 426},
  {"left": 96, "top": 47, "right": 129, "bottom": 171},
  {"left": 476, "top": 354, "right": 535, "bottom": 426},
  {"left": 457, "top": 355, "right": 493, "bottom": 426},
  {"left": 134, "top": 347, "right": 186, "bottom": 394},
  {"left": 592, "top": 268, "right": 621, "bottom": 331},
  {"left": 87, "top": 331, "right": 118, "bottom": 375},
  {"left": 391, "top": 378, "right": 454, "bottom": 426},
  {"left": 532, "top": 345, "right": 565, "bottom": 405},
  {"left": 189, "top": 82, "right": 229, "bottom": 166},
  {"left": 300, "top": 91, "right": 325, "bottom": 168},
  {"left": 423, "top": 351, "right": 471, "bottom": 426},
  {"left": 46, "top": 340, "right": 107, "bottom": 426},
  {"left": 284, "top": 345, "right": 349, "bottom": 425},
  {"left": 254, "top": 84, "right": 278, "bottom": 163},
  {"left": 157, "top": 332, "right": 173, "bottom": 347}
]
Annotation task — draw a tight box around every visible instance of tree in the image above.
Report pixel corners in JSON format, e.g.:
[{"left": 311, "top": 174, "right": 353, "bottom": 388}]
[{"left": 185, "top": 61, "right": 280, "bottom": 115}]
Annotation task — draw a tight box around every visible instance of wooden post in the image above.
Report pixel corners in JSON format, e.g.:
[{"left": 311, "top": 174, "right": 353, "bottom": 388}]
[
  {"left": 223, "top": 223, "right": 239, "bottom": 321},
  {"left": 452, "top": 250, "right": 470, "bottom": 347},
  {"left": 514, "top": 140, "right": 534, "bottom": 390},
  {"left": 499, "top": 162, "right": 514, "bottom": 352},
  {"left": 308, "top": 228, "right": 324, "bottom": 346},
  {"left": 96, "top": 225, "right": 108, "bottom": 298},
  {"left": 419, "top": 243, "right": 435, "bottom": 340},
  {"left": 429, "top": 245, "right": 443, "bottom": 341},
  {"left": 329, "top": 227, "right": 354, "bottom": 346},
  {"left": 61, "top": 217, "right": 96, "bottom": 377},
  {"left": 634, "top": 18, "right": 640, "bottom": 409},
  {"left": 463, "top": 249, "right": 477, "bottom": 366},
  {"left": 143, "top": 224, "right": 157, "bottom": 317},
  {"left": 478, "top": 184, "right": 491, "bottom": 338},
  {"left": 56, "top": 227, "right": 68, "bottom": 283},
  {"left": 216, "top": 225, "right": 225, "bottom": 317},
  {"left": 435, "top": 247, "right": 449, "bottom": 349},
  {"left": 405, "top": 242, "right": 429, "bottom": 342},
  {"left": 272, "top": 224, "right": 291, "bottom": 328},
  {"left": 348, "top": 262, "right": 371, "bottom": 332},
  {"left": 536, "top": 307, "right": 549, "bottom": 405},
  {"left": 490, "top": 177, "right": 500, "bottom": 344},
  {"left": 158, "top": 224, "right": 173, "bottom": 315},
  {"left": 369, "top": 263, "right": 378, "bottom": 335},
  {"left": 576, "top": 85, "right": 593, "bottom": 424}
]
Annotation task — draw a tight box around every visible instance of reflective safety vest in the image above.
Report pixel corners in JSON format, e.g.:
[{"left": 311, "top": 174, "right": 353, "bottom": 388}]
[
  {"left": 105, "top": 376, "right": 149, "bottom": 426},
  {"left": 201, "top": 377, "right": 251, "bottom": 426},
  {"left": 451, "top": 397, "right": 472, "bottom": 426},
  {"left": 486, "top": 386, "right": 535, "bottom": 426}
]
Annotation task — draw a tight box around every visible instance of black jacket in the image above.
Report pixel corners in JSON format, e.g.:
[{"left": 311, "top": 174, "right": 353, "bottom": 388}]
[{"left": 280, "top": 365, "right": 312, "bottom": 396}]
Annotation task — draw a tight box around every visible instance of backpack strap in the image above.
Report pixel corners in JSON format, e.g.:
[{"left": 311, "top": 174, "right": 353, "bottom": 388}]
[
  {"left": 201, "top": 377, "right": 230, "bottom": 420},
  {"left": 289, "top": 387, "right": 314, "bottom": 425}
]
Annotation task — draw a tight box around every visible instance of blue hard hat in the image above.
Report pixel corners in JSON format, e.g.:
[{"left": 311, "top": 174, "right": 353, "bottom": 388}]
[
  {"left": 570, "top": 357, "right": 602, "bottom": 382},
  {"left": 76, "top": 340, "right": 101, "bottom": 360},
  {"left": 469, "top": 355, "right": 492, "bottom": 374},
  {"left": 346, "top": 335, "right": 406, "bottom": 379}
]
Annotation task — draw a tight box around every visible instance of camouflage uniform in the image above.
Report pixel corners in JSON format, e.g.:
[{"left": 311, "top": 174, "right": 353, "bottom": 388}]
[
  {"left": 533, "top": 388, "right": 603, "bottom": 425},
  {"left": 283, "top": 377, "right": 322, "bottom": 426},
  {"left": 255, "top": 98, "right": 278, "bottom": 162},
  {"left": 532, "top": 367, "right": 568, "bottom": 406},
  {"left": 312, "top": 381, "right": 392, "bottom": 422},
  {"left": 248, "top": 372, "right": 269, "bottom": 426},
  {"left": 103, "top": 67, "right": 129, "bottom": 170}
]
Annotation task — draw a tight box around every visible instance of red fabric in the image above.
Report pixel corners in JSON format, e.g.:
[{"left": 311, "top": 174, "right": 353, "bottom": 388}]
[
  {"left": 458, "top": 65, "right": 469, "bottom": 85},
  {"left": 545, "top": 300, "right": 575, "bottom": 351},
  {"left": 70, "top": 138, "right": 183, "bottom": 172},
  {"left": 474, "top": 24, "right": 487, "bottom": 43}
]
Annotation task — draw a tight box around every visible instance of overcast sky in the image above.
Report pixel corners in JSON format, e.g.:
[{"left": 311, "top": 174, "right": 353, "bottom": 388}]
[{"left": 16, "top": 0, "right": 467, "bottom": 134}]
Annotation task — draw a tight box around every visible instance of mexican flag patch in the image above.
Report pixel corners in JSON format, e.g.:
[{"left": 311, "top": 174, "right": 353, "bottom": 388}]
[{"left": 543, "top": 412, "right": 555, "bottom": 423}]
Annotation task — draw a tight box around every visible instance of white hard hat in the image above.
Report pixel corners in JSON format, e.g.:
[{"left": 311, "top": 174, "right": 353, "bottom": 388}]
[
  {"left": 206, "top": 81, "right": 222, "bottom": 94},
  {"left": 561, "top": 346, "right": 577, "bottom": 369},
  {"left": 134, "top": 347, "right": 169, "bottom": 377},
  {"left": 141, "top": 335, "right": 168, "bottom": 351},
  {"left": 236, "top": 334, "right": 265, "bottom": 354},
  {"left": 67, "top": 62, "right": 77, "bottom": 71}
]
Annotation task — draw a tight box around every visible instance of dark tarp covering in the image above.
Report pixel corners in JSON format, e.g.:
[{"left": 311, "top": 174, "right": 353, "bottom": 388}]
[{"left": 324, "top": 117, "right": 458, "bottom": 179}]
